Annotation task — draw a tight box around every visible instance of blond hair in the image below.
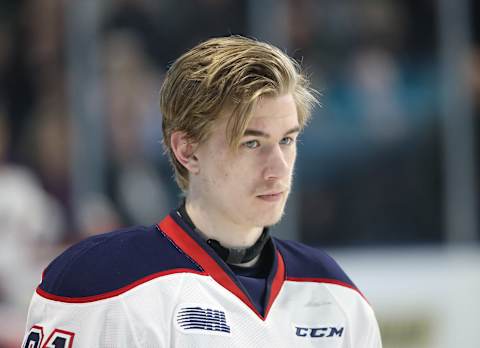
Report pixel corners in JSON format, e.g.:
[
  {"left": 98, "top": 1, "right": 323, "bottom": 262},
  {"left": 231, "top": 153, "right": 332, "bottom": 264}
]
[{"left": 160, "top": 35, "right": 317, "bottom": 191}]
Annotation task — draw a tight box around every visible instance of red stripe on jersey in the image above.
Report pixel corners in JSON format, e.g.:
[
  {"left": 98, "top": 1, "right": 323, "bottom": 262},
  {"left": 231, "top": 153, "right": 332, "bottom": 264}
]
[
  {"left": 36, "top": 268, "right": 206, "bottom": 303},
  {"left": 264, "top": 250, "right": 285, "bottom": 317},
  {"left": 158, "top": 214, "right": 285, "bottom": 321}
]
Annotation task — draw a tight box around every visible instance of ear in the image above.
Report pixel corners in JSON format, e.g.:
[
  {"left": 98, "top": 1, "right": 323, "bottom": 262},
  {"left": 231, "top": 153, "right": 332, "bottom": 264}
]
[{"left": 170, "top": 131, "right": 200, "bottom": 174}]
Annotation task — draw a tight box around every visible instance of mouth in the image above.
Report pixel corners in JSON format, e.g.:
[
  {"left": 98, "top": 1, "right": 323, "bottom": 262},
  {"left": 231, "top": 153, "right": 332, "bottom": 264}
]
[{"left": 256, "top": 191, "right": 284, "bottom": 202}]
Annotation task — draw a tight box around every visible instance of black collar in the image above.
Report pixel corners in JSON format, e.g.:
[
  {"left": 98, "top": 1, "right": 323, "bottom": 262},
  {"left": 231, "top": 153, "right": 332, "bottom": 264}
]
[{"left": 177, "top": 202, "right": 270, "bottom": 265}]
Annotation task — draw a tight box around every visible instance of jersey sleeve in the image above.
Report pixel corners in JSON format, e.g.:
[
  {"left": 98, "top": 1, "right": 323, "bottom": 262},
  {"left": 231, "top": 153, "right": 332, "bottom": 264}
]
[
  {"left": 23, "top": 291, "right": 140, "bottom": 347},
  {"left": 367, "top": 315, "right": 383, "bottom": 348},
  {"left": 21, "top": 225, "right": 189, "bottom": 348},
  {"left": 357, "top": 304, "right": 382, "bottom": 348},
  {"left": 275, "top": 238, "right": 383, "bottom": 346}
]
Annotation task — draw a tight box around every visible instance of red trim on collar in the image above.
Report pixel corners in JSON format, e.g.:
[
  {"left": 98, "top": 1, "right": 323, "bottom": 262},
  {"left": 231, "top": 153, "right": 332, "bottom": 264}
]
[
  {"left": 158, "top": 214, "right": 285, "bottom": 321},
  {"left": 264, "top": 250, "right": 285, "bottom": 317}
]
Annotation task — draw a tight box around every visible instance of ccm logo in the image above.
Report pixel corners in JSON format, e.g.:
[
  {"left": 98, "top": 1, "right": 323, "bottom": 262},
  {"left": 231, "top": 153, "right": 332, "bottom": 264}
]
[{"left": 295, "top": 326, "right": 344, "bottom": 338}]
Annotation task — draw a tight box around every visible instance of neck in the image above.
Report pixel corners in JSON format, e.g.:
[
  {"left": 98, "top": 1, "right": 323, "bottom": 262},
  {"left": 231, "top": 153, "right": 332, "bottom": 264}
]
[{"left": 185, "top": 196, "right": 263, "bottom": 249}]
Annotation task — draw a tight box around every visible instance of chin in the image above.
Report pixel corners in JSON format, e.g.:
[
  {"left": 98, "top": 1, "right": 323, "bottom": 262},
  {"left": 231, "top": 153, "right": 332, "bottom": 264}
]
[{"left": 252, "top": 206, "right": 285, "bottom": 227}]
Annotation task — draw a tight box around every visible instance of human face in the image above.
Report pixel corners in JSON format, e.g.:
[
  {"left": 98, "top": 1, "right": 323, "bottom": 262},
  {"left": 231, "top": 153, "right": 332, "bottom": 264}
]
[{"left": 190, "top": 94, "right": 299, "bottom": 231}]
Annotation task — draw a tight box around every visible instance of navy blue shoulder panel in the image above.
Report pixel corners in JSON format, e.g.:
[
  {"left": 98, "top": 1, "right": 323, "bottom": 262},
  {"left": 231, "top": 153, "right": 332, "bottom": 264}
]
[
  {"left": 39, "top": 225, "right": 202, "bottom": 298},
  {"left": 274, "top": 239, "right": 357, "bottom": 289}
]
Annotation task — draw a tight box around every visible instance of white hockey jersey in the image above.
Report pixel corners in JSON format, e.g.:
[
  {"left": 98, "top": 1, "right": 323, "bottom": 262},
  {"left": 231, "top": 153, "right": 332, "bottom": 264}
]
[{"left": 23, "top": 210, "right": 382, "bottom": 347}]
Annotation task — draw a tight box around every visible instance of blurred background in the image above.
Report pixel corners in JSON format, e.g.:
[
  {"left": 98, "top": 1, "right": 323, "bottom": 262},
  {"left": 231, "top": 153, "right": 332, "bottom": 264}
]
[{"left": 0, "top": 0, "right": 479, "bottom": 347}]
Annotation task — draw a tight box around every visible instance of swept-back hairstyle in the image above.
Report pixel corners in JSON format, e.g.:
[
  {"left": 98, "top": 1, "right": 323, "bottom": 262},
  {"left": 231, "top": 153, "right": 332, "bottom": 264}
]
[{"left": 160, "top": 35, "right": 318, "bottom": 191}]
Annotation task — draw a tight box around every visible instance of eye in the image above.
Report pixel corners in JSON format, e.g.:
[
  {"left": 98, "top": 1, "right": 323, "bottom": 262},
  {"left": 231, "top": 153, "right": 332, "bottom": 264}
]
[
  {"left": 243, "top": 140, "right": 260, "bottom": 149},
  {"left": 280, "top": 137, "right": 295, "bottom": 145}
]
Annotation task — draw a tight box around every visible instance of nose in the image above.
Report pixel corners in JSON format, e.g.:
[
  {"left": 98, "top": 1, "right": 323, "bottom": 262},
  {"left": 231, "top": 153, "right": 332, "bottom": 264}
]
[{"left": 263, "top": 144, "right": 291, "bottom": 181}]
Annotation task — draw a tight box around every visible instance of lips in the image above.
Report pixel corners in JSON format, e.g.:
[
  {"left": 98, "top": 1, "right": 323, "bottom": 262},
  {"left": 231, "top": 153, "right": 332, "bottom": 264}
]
[{"left": 256, "top": 192, "right": 284, "bottom": 202}]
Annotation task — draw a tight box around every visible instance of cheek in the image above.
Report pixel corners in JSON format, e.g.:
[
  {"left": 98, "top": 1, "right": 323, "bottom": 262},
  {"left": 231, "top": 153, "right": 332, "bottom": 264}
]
[
  {"left": 208, "top": 155, "right": 236, "bottom": 186},
  {"left": 219, "top": 157, "right": 255, "bottom": 190},
  {"left": 285, "top": 147, "right": 297, "bottom": 170}
]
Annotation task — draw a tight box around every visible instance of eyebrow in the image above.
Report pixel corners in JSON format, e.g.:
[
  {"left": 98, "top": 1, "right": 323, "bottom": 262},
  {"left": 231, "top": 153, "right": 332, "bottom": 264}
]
[{"left": 243, "top": 126, "right": 301, "bottom": 138}]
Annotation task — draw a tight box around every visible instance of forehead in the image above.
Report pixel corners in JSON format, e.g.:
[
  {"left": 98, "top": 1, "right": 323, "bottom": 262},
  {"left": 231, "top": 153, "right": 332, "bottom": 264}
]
[
  {"left": 205, "top": 94, "right": 299, "bottom": 148},
  {"left": 246, "top": 94, "right": 299, "bottom": 130}
]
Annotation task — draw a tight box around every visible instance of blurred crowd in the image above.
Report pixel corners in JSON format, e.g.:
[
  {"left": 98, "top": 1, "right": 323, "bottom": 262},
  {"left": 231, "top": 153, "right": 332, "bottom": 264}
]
[
  {"left": 0, "top": 0, "right": 247, "bottom": 345},
  {"left": 0, "top": 0, "right": 479, "bottom": 346}
]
